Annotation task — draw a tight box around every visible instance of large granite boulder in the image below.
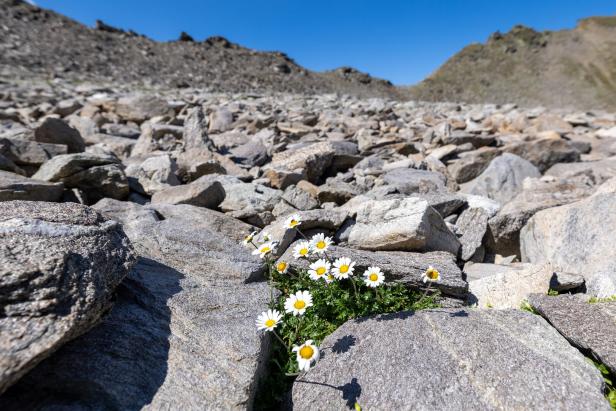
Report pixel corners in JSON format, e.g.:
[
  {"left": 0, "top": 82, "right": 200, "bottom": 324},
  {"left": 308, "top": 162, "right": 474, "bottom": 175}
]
[
  {"left": 529, "top": 293, "right": 616, "bottom": 374},
  {"left": 347, "top": 197, "right": 460, "bottom": 255},
  {"left": 520, "top": 192, "right": 616, "bottom": 297},
  {"left": 291, "top": 309, "right": 610, "bottom": 410},
  {"left": 0, "top": 201, "right": 135, "bottom": 394},
  {"left": 381, "top": 168, "right": 446, "bottom": 194},
  {"left": 0, "top": 200, "right": 271, "bottom": 409},
  {"left": 151, "top": 177, "right": 224, "bottom": 209}
]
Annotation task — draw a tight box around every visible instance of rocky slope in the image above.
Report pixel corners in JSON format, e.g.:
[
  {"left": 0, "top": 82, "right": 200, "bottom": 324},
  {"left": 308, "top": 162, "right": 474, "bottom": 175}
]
[
  {"left": 408, "top": 18, "right": 616, "bottom": 110},
  {"left": 0, "top": 0, "right": 399, "bottom": 98},
  {"left": 1, "top": 75, "right": 616, "bottom": 408}
]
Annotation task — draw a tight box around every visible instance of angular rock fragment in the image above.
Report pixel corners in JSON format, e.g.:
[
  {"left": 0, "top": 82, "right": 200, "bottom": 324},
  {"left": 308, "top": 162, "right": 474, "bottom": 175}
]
[
  {"left": 34, "top": 118, "right": 85, "bottom": 153},
  {"left": 461, "top": 153, "right": 541, "bottom": 204},
  {"left": 0, "top": 201, "right": 135, "bottom": 394},
  {"left": 33, "top": 153, "right": 129, "bottom": 203},
  {"left": 348, "top": 197, "right": 460, "bottom": 255},
  {"left": 151, "top": 177, "right": 225, "bottom": 208}
]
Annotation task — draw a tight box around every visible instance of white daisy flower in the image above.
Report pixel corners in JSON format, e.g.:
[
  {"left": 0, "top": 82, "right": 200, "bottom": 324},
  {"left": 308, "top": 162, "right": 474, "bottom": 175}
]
[
  {"left": 255, "top": 309, "right": 282, "bottom": 332},
  {"left": 252, "top": 241, "right": 277, "bottom": 259},
  {"left": 285, "top": 214, "right": 302, "bottom": 229},
  {"left": 292, "top": 340, "right": 319, "bottom": 371},
  {"left": 332, "top": 257, "right": 355, "bottom": 280},
  {"left": 243, "top": 230, "right": 258, "bottom": 245},
  {"left": 293, "top": 241, "right": 311, "bottom": 259},
  {"left": 284, "top": 290, "right": 313, "bottom": 316},
  {"left": 363, "top": 266, "right": 385, "bottom": 287},
  {"left": 422, "top": 266, "right": 440, "bottom": 283},
  {"left": 324, "top": 273, "right": 336, "bottom": 284},
  {"left": 310, "top": 233, "right": 332, "bottom": 254},
  {"left": 275, "top": 260, "right": 289, "bottom": 274},
  {"left": 308, "top": 259, "right": 331, "bottom": 281}
]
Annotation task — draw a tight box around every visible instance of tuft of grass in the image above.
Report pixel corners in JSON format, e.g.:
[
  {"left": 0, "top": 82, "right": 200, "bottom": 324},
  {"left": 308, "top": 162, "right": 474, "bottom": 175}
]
[
  {"left": 588, "top": 358, "right": 616, "bottom": 410},
  {"left": 255, "top": 266, "right": 439, "bottom": 409},
  {"left": 520, "top": 300, "right": 539, "bottom": 315},
  {"left": 589, "top": 295, "right": 616, "bottom": 304}
]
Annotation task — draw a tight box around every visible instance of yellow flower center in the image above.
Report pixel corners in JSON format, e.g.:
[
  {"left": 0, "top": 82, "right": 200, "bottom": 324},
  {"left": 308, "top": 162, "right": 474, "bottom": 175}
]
[
  {"left": 299, "top": 345, "right": 314, "bottom": 359},
  {"left": 339, "top": 265, "right": 349, "bottom": 273},
  {"left": 369, "top": 273, "right": 378, "bottom": 281},
  {"left": 316, "top": 241, "right": 326, "bottom": 249},
  {"left": 265, "top": 319, "right": 276, "bottom": 328},
  {"left": 294, "top": 300, "right": 306, "bottom": 309},
  {"left": 316, "top": 267, "right": 326, "bottom": 276},
  {"left": 299, "top": 248, "right": 308, "bottom": 256},
  {"left": 290, "top": 220, "right": 298, "bottom": 227},
  {"left": 261, "top": 246, "right": 271, "bottom": 254},
  {"left": 277, "top": 262, "right": 287, "bottom": 272},
  {"left": 427, "top": 268, "right": 439, "bottom": 280}
]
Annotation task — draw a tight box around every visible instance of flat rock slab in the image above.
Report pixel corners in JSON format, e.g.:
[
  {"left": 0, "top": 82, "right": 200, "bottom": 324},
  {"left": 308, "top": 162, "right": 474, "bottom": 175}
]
[
  {"left": 0, "top": 201, "right": 135, "bottom": 394},
  {"left": 0, "top": 170, "right": 63, "bottom": 202},
  {"left": 278, "top": 243, "right": 467, "bottom": 297},
  {"left": 1, "top": 201, "right": 272, "bottom": 409},
  {"left": 529, "top": 293, "right": 616, "bottom": 374},
  {"left": 291, "top": 309, "right": 610, "bottom": 410}
]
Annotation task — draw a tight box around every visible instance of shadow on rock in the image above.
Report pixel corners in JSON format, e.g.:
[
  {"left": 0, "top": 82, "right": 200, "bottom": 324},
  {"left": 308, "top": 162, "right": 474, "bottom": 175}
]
[
  {"left": 0, "top": 257, "right": 183, "bottom": 410},
  {"left": 294, "top": 377, "right": 362, "bottom": 410}
]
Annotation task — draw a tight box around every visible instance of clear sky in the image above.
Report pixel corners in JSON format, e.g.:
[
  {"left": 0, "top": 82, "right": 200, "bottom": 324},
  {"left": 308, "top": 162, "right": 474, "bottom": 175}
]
[{"left": 34, "top": 0, "right": 616, "bottom": 85}]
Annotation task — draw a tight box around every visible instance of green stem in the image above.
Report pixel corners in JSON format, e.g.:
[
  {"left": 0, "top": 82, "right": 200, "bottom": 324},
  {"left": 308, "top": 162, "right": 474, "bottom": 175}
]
[
  {"left": 272, "top": 329, "right": 289, "bottom": 350},
  {"left": 351, "top": 278, "right": 359, "bottom": 303}
]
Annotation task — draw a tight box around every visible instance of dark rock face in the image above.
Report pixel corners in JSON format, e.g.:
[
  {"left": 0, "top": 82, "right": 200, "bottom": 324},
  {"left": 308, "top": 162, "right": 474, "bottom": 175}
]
[
  {"left": 0, "top": 170, "right": 63, "bottom": 201},
  {"left": 0, "top": 201, "right": 136, "bottom": 394},
  {"left": 33, "top": 118, "right": 85, "bottom": 153},
  {"left": 291, "top": 309, "right": 609, "bottom": 410}
]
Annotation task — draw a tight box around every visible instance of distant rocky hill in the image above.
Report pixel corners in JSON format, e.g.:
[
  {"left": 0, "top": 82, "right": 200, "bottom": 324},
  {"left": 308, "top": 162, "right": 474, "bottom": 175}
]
[
  {"left": 0, "top": 0, "right": 400, "bottom": 98},
  {"left": 407, "top": 17, "right": 616, "bottom": 110}
]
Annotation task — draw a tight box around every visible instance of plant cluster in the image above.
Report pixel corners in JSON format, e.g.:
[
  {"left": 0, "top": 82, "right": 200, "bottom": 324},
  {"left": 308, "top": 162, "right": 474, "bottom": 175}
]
[{"left": 243, "top": 214, "right": 441, "bottom": 407}]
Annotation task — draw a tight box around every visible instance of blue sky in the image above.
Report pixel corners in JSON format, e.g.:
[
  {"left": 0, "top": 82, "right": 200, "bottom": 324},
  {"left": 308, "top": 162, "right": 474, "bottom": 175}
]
[{"left": 35, "top": 0, "right": 616, "bottom": 85}]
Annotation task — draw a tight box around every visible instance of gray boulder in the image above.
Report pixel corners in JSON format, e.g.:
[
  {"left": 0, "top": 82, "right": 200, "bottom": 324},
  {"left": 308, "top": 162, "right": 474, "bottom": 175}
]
[
  {"left": 461, "top": 153, "right": 541, "bottom": 205},
  {"left": 382, "top": 168, "right": 446, "bottom": 194},
  {"left": 292, "top": 308, "right": 609, "bottom": 410},
  {"left": 278, "top": 244, "right": 467, "bottom": 297},
  {"left": 545, "top": 157, "right": 616, "bottom": 185},
  {"left": 151, "top": 177, "right": 225, "bottom": 209},
  {"left": 0, "top": 201, "right": 135, "bottom": 394},
  {"left": 125, "top": 154, "right": 181, "bottom": 195},
  {"left": 504, "top": 137, "right": 581, "bottom": 173},
  {"left": 131, "top": 123, "right": 184, "bottom": 156},
  {"left": 488, "top": 176, "right": 593, "bottom": 257},
  {"left": 0, "top": 198, "right": 275, "bottom": 408},
  {"left": 529, "top": 293, "right": 616, "bottom": 374},
  {"left": 447, "top": 146, "right": 500, "bottom": 184},
  {"left": 465, "top": 263, "right": 553, "bottom": 308},
  {"left": 115, "top": 94, "right": 173, "bottom": 123},
  {"left": 0, "top": 137, "right": 67, "bottom": 170},
  {"left": 33, "top": 153, "right": 129, "bottom": 203},
  {"left": 183, "top": 106, "right": 214, "bottom": 151},
  {"left": 456, "top": 207, "right": 488, "bottom": 261},
  {"left": 348, "top": 197, "right": 460, "bottom": 255},
  {"left": 34, "top": 118, "right": 85, "bottom": 153},
  {"left": 0, "top": 170, "right": 63, "bottom": 202},
  {"left": 521, "top": 192, "right": 616, "bottom": 297}
]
